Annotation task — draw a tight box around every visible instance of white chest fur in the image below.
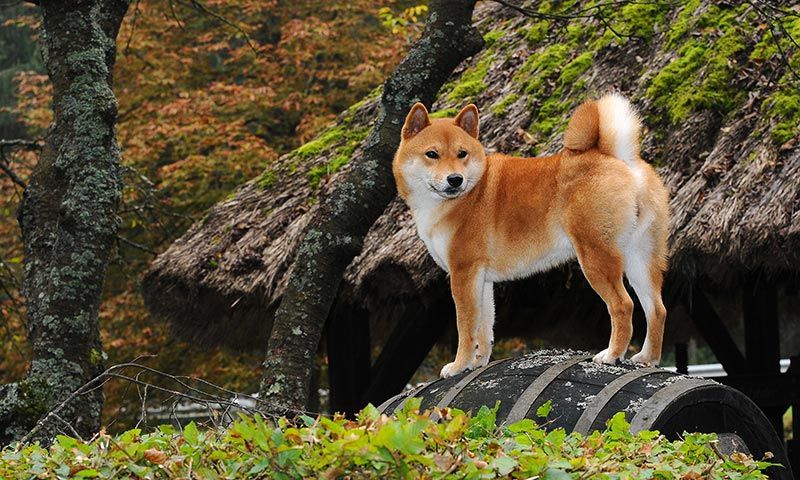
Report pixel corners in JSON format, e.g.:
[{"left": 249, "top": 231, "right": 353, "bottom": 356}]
[{"left": 411, "top": 206, "right": 451, "bottom": 272}]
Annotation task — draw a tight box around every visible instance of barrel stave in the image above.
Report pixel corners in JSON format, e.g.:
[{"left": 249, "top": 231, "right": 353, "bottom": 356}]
[{"left": 592, "top": 371, "right": 678, "bottom": 431}]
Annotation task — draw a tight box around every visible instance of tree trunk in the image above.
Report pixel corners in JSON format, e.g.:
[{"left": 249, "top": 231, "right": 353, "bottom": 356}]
[
  {"left": 259, "top": 0, "right": 484, "bottom": 412},
  {"left": 0, "top": 0, "right": 128, "bottom": 445}
]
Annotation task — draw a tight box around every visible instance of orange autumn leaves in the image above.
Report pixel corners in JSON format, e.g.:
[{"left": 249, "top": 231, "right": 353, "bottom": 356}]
[{"left": 3, "top": 0, "right": 414, "bottom": 426}]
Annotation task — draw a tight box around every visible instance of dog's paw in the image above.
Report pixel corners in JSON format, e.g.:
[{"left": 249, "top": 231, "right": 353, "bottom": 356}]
[
  {"left": 440, "top": 361, "right": 471, "bottom": 378},
  {"left": 472, "top": 353, "right": 490, "bottom": 370},
  {"left": 593, "top": 348, "right": 623, "bottom": 365},
  {"left": 631, "top": 351, "right": 660, "bottom": 366}
]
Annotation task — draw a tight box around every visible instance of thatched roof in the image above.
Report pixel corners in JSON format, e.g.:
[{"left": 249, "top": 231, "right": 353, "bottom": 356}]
[{"left": 143, "top": 1, "right": 800, "bottom": 346}]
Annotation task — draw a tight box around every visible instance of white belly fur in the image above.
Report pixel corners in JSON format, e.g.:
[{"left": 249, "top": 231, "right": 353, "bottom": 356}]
[{"left": 487, "top": 227, "right": 576, "bottom": 282}]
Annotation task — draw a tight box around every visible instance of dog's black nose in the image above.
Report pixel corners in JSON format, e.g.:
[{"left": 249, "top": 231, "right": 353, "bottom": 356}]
[{"left": 447, "top": 174, "right": 463, "bottom": 188}]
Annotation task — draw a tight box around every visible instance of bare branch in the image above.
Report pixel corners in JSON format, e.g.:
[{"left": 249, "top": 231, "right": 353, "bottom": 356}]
[
  {"left": 747, "top": 0, "right": 800, "bottom": 84},
  {"left": 170, "top": 0, "right": 258, "bottom": 55},
  {"left": 124, "top": 0, "right": 142, "bottom": 54},
  {"left": 491, "top": 0, "right": 681, "bottom": 40},
  {"left": 0, "top": 139, "right": 43, "bottom": 149},
  {"left": 16, "top": 360, "right": 324, "bottom": 445},
  {"left": 116, "top": 234, "right": 157, "bottom": 256},
  {"left": 0, "top": 139, "right": 40, "bottom": 189},
  {"left": 0, "top": 155, "right": 27, "bottom": 189}
]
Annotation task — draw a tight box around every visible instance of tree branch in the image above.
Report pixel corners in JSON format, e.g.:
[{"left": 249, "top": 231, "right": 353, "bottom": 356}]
[
  {"left": 491, "top": 0, "right": 681, "bottom": 39},
  {"left": 0, "top": 139, "right": 42, "bottom": 189},
  {"left": 170, "top": 0, "right": 258, "bottom": 54},
  {"left": 0, "top": 155, "right": 27, "bottom": 189},
  {"left": 747, "top": 0, "right": 800, "bottom": 84},
  {"left": 116, "top": 234, "right": 157, "bottom": 255}
]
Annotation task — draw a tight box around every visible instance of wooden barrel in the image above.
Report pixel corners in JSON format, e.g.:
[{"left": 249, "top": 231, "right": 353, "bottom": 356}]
[{"left": 378, "top": 350, "right": 792, "bottom": 480}]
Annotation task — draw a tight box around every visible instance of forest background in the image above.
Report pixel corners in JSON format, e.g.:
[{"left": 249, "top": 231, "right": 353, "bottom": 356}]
[{"left": 0, "top": 0, "right": 422, "bottom": 429}]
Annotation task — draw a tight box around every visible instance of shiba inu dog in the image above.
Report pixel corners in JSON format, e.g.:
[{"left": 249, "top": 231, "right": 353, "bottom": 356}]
[{"left": 393, "top": 94, "right": 670, "bottom": 378}]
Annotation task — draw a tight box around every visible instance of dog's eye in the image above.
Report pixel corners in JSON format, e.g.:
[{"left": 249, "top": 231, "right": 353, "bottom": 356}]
[
  {"left": 425, "top": 150, "right": 439, "bottom": 159},
  {"left": 457, "top": 150, "right": 468, "bottom": 159}
]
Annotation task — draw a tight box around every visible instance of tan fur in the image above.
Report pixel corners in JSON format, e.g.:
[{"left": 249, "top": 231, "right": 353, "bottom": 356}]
[{"left": 393, "top": 95, "right": 670, "bottom": 377}]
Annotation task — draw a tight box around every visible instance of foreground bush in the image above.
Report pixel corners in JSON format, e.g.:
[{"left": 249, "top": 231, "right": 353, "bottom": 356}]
[{"left": 0, "top": 400, "right": 776, "bottom": 479}]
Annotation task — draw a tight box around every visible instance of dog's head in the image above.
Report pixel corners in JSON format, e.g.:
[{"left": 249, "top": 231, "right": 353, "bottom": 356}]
[{"left": 393, "top": 103, "right": 486, "bottom": 202}]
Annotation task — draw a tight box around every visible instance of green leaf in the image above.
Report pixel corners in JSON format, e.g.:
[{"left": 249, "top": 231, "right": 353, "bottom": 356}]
[
  {"left": 157, "top": 424, "right": 176, "bottom": 435},
  {"left": 55, "top": 435, "right": 78, "bottom": 449},
  {"left": 466, "top": 403, "right": 498, "bottom": 439},
  {"left": 358, "top": 403, "right": 380, "bottom": 422},
  {"left": 276, "top": 448, "right": 302, "bottom": 468},
  {"left": 543, "top": 467, "right": 572, "bottom": 479},
  {"left": 248, "top": 459, "right": 270, "bottom": 475},
  {"left": 126, "top": 463, "right": 150, "bottom": 476},
  {"left": 536, "top": 400, "right": 553, "bottom": 418},
  {"left": 492, "top": 455, "right": 518, "bottom": 475},
  {"left": 608, "top": 412, "right": 631, "bottom": 434},
  {"left": 183, "top": 421, "right": 199, "bottom": 445},
  {"left": 507, "top": 418, "right": 537, "bottom": 433},
  {"left": 299, "top": 414, "right": 316, "bottom": 427},
  {"left": 74, "top": 469, "right": 100, "bottom": 478}
]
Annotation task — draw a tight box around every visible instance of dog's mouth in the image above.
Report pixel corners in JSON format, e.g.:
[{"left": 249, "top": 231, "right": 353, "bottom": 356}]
[{"left": 428, "top": 183, "right": 465, "bottom": 199}]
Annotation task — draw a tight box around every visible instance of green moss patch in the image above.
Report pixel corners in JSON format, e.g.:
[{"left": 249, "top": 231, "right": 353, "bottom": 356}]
[
  {"left": 294, "top": 126, "right": 348, "bottom": 160},
  {"left": 749, "top": 16, "right": 800, "bottom": 145},
  {"left": 429, "top": 107, "right": 459, "bottom": 119},
  {"left": 492, "top": 93, "right": 519, "bottom": 117},
  {"left": 647, "top": 4, "right": 753, "bottom": 123},
  {"left": 665, "top": 0, "right": 703, "bottom": 48},
  {"left": 256, "top": 169, "right": 277, "bottom": 189},
  {"left": 525, "top": 21, "right": 550, "bottom": 45},
  {"left": 618, "top": 2, "right": 671, "bottom": 41},
  {"left": 448, "top": 57, "right": 491, "bottom": 103},
  {"left": 305, "top": 126, "right": 370, "bottom": 188},
  {"left": 483, "top": 29, "right": 505, "bottom": 48},
  {"left": 515, "top": 43, "right": 571, "bottom": 94},
  {"left": 765, "top": 82, "right": 800, "bottom": 146}
]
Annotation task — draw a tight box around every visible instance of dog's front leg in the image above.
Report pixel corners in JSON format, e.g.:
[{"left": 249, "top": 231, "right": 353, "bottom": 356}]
[
  {"left": 441, "top": 266, "right": 483, "bottom": 378},
  {"left": 474, "top": 281, "right": 494, "bottom": 368}
]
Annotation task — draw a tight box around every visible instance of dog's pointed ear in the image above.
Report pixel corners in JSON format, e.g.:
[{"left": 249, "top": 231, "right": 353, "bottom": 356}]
[
  {"left": 402, "top": 103, "right": 431, "bottom": 140},
  {"left": 454, "top": 104, "right": 480, "bottom": 138}
]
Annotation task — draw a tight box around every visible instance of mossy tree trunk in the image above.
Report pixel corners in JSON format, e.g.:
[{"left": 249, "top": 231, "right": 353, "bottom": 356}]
[
  {"left": 0, "top": 0, "right": 128, "bottom": 445},
  {"left": 259, "top": 0, "right": 484, "bottom": 412}
]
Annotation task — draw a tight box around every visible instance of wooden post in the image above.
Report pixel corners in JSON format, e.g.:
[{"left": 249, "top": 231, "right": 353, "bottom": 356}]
[
  {"left": 326, "top": 304, "right": 372, "bottom": 416},
  {"left": 788, "top": 356, "right": 799, "bottom": 473},
  {"left": 675, "top": 343, "right": 689, "bottom": 374},
  {"left": 742, "top": 275, "right": 785, "bottom": 437}
]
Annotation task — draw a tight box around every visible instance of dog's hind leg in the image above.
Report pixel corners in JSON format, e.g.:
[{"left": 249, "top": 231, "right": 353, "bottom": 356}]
[
  {"left": 574, "top": 242, "right": 634, "bottom": 364},
  {"left": 626, "top": 232, "right": 667, "bottom": 365}
]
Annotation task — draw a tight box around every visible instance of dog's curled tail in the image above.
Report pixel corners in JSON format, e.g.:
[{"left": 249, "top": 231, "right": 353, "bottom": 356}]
[{"left": 563, "top": 93, "right": 641, "bottom": 167}]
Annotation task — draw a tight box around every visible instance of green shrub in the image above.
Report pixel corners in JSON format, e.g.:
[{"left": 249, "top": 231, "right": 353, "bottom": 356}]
[{"left": 0, "top": 401, "right": 775, "bottom": 479}]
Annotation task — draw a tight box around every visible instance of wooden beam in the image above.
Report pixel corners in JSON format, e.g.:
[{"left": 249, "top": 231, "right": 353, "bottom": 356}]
[
  {"left": 686, "top": 287, "right": 747, "bottom": 374},
  {"left": 715, "top": 372, "right": 799, "bottom": 407}
]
